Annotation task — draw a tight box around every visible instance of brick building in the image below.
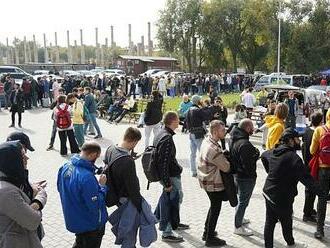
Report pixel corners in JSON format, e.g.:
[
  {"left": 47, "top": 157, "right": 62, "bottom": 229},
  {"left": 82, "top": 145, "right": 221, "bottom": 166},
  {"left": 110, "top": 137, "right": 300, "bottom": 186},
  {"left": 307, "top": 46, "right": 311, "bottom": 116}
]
[{"left": 115, "top": 55, "right": 178, "bottom": 75}]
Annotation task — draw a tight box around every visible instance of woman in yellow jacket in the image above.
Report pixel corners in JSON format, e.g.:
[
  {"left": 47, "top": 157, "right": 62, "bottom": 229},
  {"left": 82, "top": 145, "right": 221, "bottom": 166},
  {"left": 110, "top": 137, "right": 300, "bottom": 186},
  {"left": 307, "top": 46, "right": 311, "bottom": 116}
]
[
  {"left": 265, "top": 103, "right": 289, "bottom": 150},
  {"left": 67, "top": 93, "right": 85, "bottom": 148}
]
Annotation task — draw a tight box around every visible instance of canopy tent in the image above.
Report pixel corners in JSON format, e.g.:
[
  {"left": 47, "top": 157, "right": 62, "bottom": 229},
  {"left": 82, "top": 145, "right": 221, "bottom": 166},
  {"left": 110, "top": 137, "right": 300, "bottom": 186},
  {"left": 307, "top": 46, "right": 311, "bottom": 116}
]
[{"left": 320, "top": 69, "right": 330, "bottom": 75}]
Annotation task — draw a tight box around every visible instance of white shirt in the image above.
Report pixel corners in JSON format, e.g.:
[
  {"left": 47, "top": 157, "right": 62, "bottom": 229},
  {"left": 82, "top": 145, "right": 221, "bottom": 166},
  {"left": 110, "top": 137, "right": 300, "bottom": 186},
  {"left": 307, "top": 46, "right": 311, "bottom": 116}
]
[{"left": 242, "top": 93, "right": 256, "bottom": 108}]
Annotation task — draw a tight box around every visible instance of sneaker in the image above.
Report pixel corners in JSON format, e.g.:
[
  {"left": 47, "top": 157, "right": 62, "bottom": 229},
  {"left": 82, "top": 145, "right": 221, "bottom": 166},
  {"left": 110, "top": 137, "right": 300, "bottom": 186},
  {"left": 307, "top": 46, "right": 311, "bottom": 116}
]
[
  {"left": 234, "top": 226, "right": 253, "bottom": 236},
  {"left": 287, "top": 242, "right": 308, "bottom": 247},
  {"left": 205, "top": 237, "right": 226, "bottom": 247},
  {"left": 314, "top": 230, "right": 324, "bottom": 239},
  {"left": 46, "top": 145, "right": 54, "bottom": 151},
  {"left": 192, "top": 173, "right": 197, "bottom": 177},
  {"left": 88, "top": 132, "right": 96, "bottom": 135},
  {"left": 302, "top": 215, "right": 317, "bottom": 223},
  {"left": 202, "top": 231, "right": 218, "bottom": 241},
  {"left": 9, "top": 124, "right": 14, "bottom": 128},
  {"left": 137, "top": 124, "right": 144, "bottom": 128},
  {"left": 242, "top": 218, "right": 250, "bottom": 225},
  {"left": 18, "top": 124, "right": 22, "bottom": 128},
  {"left": 177, "top": 223, "right": 190, "bottom": 230},
  {"left": 94, "top": 135, "right": 102, "bottom": 139},
  {"left": 162, "top": 235, "right": 184, "bottom": 243}
]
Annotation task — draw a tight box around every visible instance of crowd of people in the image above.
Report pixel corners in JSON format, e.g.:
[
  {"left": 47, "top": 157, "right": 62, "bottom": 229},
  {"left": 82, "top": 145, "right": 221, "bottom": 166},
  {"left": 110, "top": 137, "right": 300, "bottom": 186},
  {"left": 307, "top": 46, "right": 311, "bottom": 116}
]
[{"left": 0, "top": 71, "right": 330, "bottom": 248}]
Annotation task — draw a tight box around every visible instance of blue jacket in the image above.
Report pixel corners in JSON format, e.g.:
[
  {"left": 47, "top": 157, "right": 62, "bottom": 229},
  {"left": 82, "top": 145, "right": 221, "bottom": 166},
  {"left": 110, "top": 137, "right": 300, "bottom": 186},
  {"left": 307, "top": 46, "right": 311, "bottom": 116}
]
[
  {"left": 109, "top": 197, "right": 157, "bottom": 248},
  {"left": 57, "top": 155, "right": 108, "bottom": 234},
  {"left": 178, "top": 100, "right": 193, "bottom": 118},
  {"left": 84, "top": 93, "right": 97, "bottom": 114}
]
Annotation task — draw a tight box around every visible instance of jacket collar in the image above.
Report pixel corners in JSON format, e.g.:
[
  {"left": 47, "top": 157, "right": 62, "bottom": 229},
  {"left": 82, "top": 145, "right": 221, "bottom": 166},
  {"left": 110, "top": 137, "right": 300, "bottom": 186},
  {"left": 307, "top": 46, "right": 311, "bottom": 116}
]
[
  {"left": 208, "top": 136, "right": 221, "bottom": 149},
  {"left": 71, "top": 155, "right": 95, "bottom": 172},
  {"left": 165, "top": 126, "right": 176, "bottom": 136}
]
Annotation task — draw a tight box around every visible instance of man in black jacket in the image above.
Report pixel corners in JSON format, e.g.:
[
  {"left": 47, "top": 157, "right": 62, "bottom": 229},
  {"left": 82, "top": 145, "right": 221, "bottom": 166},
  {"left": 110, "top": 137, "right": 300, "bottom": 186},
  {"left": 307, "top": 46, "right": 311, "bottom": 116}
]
[
  {"left": 186, "top": 95, "right": 214, "bottom": 177},
  {"left": 261, "top": 128, "right": 324, "bottom": 248},
  {"left": 230, "top": 119, "right": 259, "bottom": 236},
  {"left": 104, "top": 127, "right": 142, "bottom": 212},
  {"left": 153, "top": 111, "right": 188, "bottom": 243},
  {"left": 301, "top": 112, "right": 323, "bottom": 222}
]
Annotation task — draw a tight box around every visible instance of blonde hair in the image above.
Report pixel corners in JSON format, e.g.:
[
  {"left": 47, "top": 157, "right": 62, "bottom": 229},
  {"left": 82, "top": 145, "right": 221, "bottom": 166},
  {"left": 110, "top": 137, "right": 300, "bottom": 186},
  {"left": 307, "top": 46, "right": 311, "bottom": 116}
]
[{"left": 275, "top": 103, "right": 288, "bottom": 120}]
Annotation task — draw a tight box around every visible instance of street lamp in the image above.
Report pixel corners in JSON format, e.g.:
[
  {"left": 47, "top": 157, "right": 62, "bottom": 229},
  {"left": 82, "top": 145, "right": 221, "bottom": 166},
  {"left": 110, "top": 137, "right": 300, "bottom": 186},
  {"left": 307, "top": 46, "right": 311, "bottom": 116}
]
[{"left": 277, "top": 0, "right": 284, "bottom": 83}]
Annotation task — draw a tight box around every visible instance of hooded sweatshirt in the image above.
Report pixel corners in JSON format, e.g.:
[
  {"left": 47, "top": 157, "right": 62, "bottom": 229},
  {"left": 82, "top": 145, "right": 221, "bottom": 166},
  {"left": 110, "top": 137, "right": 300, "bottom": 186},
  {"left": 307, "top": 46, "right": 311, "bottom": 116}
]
[
  {"left": 265, "top": 115, "right": 285, "bottom": 150},
  {"left": 261, "top": 144, "right": 322, "bottom": 209},
  {"left": 310, "top": 109, "right": 330, "bottom": 167},
  {"left": 230, "top": 127, "right": 259, "bottom": 179}
]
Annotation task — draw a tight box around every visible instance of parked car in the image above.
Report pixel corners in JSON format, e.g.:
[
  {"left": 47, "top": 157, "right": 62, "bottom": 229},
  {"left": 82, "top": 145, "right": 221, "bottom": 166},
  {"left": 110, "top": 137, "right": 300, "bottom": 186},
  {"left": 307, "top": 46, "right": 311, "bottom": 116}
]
[
  {"left": 103, "top": 69, "right": 126, "bottom": 77},
  {"left": 33, "top": 70, "right": 50, "bottom": 75},
  {"left": 151, "top": 70, "right": 170, "bottom": 78},
  {"left": 0, "top": 66, "right": 32, "bottom": 85},
  {"left": 139, "top": 69, "right": 163, "bottom": 77}
]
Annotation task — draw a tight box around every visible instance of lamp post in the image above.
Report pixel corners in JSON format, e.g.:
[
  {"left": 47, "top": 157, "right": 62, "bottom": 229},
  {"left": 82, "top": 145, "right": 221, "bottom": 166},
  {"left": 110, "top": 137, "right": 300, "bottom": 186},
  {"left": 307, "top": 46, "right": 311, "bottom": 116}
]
[{"left": 277, "top": 1, "right": 283, "bottom": 83}]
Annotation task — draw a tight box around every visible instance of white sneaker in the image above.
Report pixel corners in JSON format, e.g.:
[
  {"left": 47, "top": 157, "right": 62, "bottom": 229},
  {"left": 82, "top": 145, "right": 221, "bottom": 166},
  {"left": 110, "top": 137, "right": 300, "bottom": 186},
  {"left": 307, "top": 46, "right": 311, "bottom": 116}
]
[
  {"left": 242, "top": 218, "right": 250, "bottom": 225},
  {"left": 287, "top": 243, "right": 308, "bottom": 248},
  {"left": 234, "top": 226, "right": 253, "bottom": 236}
]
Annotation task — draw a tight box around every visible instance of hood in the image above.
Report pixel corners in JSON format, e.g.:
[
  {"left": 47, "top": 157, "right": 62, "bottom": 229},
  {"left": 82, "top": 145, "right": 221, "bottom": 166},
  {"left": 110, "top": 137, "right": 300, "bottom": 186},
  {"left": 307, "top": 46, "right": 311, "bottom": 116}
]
[
  {"left": 0, "top": 141, "right": 25, "bottom": 186},
  {"left": 231, "top": 127, "right": 249, "bottom": 142},
  {"left": 71, "top": 154, "right": 95, "bottom": 172},
  {"left": 264, "top": 115, "right": 283, "bottom": 128},
  {"left": 273, "top": 144, "right": 295, "bottom": 157}
]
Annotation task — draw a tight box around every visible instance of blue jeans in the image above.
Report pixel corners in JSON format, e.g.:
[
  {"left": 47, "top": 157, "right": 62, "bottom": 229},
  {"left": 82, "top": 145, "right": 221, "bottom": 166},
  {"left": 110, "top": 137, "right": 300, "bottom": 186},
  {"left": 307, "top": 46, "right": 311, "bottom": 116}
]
[
  {"left": 73, "top": 124, "right": 85, "bottom": 147},
  {"left": 84, "top": 113, "right": 102, "bottom": 136},
  {"left": 189, "top": 133, "right": 203, "bottom": 175},
  {"left": 235, "top": 177, "right": 256, "bottom": 228},
  {"left": 161, "top": 176, "right": 183, "bottom": 237},
  {"left": 197, "top": 85, "right": 203, "bottom": 95}
]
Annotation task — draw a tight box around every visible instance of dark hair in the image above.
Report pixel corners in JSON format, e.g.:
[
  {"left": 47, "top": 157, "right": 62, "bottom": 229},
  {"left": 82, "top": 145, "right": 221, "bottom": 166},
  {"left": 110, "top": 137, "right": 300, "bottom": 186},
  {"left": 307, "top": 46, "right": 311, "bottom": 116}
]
[
  {"left": 124, "top": 127, "right": 142, "bottom": 142},
  {"left": 151, "top": 90, "right": 159, "bottom": 99},
  {"left": 57, "top": 95, "right": 67, "bottom": 104},
  {"left": 235, "top": 104, "right": 242, "bottom": 112},
  {"left": 84, "top": 87, "right": 91, "bottom": 92},
  {"left": 310, "top": 112, "right": 323, "bottom": 127},
  {"left": 66, "top": 93, "right": 75, "bottom": 103},
  {"left": 72, "top": 87, "right": 78, "bottom": 93},
  {"left": 163, "top": 111, "right": 179, "bottom": 126},
  {"left": 81, "top": 142, "right": 101, "bottom": 154}
]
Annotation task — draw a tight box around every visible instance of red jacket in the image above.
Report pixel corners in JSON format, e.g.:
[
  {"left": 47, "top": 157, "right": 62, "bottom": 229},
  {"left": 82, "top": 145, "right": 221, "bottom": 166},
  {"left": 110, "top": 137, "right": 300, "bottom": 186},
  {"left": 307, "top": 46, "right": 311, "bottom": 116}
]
[{"left": 22, "top": 81, "right": 32, "bottom": 94}]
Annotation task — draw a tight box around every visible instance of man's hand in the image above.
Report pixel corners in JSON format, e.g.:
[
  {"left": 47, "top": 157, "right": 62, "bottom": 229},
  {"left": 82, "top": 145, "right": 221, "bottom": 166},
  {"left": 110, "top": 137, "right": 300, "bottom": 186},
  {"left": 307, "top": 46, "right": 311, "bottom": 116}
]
[
  {"left": 164, "top": 186, "right": 173, "bottom": 192},
  {"left": 98, "top": 174, "right": 107, "bottom": 186},
  {"left": 30, "top": 202, "right": 40, "bottom": 211}
]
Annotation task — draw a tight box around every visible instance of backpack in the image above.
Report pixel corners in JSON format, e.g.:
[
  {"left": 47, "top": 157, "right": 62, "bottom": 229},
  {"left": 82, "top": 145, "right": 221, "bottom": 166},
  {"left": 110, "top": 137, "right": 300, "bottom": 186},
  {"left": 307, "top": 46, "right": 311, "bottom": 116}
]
[
  {"left": 103, "top": 145, "right": 131, "bottom": 207},
  {"left": 141, "top": 134, "right": 170, "bottom": 189},
  {"left": 319, "top": 126, "right": 330, "bottom": 165},
  {"left": 56, "top": 105, "right": 71, "bottom": 129}
]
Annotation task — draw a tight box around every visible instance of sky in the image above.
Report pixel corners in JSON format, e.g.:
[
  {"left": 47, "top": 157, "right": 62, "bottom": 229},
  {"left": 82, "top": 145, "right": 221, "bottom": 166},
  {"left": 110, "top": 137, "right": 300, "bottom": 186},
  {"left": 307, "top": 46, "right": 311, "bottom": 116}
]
[{"left": 0, "top": 0, "right": 166, "bottom": 47}]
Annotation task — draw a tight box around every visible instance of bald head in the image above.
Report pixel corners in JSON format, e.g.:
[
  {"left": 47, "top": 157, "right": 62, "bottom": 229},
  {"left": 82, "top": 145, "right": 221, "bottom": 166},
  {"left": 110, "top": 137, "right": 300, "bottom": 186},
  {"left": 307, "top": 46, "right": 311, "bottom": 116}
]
[
  {"left": 238, "top": 118, "right": 254, "bottom": 136},
  {"left": 182, "top": 94, "right": 189, "bottom": 102}
]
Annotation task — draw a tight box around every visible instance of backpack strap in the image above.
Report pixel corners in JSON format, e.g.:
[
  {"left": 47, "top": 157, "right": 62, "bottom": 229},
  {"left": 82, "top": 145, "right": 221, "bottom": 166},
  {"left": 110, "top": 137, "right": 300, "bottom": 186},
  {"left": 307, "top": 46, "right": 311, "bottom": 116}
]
[{"left": 322, "top": 125, "right": 330, "bottom": 133}]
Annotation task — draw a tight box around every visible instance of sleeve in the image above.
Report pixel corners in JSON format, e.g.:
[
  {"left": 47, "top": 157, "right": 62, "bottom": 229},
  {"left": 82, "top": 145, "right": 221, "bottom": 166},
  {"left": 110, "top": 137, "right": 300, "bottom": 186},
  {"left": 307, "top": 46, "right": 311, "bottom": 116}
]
[
  {"left": 239, "top": 143, "right": 258, "bottom": 177},
  {"left": 31, "top": 189, "right": 47, "bottom": 210},
  {"left": 81, "top": 175, "right": 107, "bottom": 215},
  {"left": 310, "top": 128, "right": 321, "bottom": 155},
  {"left": 261, "top": 150, "right": 271, "bottom": 173},
  {"left": 123, "top": 159, "right": 142, "bottom": 212},
  {"left": 1, "top": 190, "right": 42, "bottom": 231},
  {"left": 157, "top": 138, "right": 172, "bottom": 188},
  {"left": 224, "top": 107, "right": 228, "bottom": 120},
  {"left": 210, "top": 149, "right": 230, "bottom": 172},
  {"left": 267, "top": 124, "right": 284, "bottom": 149}
]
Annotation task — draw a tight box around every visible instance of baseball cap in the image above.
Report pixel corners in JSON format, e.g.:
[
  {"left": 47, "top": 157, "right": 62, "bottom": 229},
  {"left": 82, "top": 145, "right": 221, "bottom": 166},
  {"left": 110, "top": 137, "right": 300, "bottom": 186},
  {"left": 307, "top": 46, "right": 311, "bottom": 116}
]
[
  {"left": 280, "top": 128, "right": 300, "bottom": 142},
  {"left": 6, "top": 132, "right": 35, "bottom": 152}
]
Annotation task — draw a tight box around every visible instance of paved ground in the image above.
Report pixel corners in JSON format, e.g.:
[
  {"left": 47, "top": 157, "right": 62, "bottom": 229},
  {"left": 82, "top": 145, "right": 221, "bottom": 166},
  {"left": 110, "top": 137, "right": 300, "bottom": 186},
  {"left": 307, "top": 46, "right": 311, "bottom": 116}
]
[{"left": 0, "top": 108, "right": 329, "bottom": 248}]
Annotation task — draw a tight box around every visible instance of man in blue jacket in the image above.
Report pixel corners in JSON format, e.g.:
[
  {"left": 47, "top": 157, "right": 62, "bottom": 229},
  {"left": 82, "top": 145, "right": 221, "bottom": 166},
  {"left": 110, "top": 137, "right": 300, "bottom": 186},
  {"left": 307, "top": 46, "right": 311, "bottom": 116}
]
[{"left": 57, "top": 141, "right": 108, "bottom": 248}]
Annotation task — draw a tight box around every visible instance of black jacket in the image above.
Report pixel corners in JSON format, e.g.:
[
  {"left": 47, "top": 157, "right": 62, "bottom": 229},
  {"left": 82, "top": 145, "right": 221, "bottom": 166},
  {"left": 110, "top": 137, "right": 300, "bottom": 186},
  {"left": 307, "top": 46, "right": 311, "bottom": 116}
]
[
  {"left": 186, "top": 105, "right": 214, "bottom": 137},
  {"left": 230, "top": 127, "right": 259, "bottom": 179},
  {"left": 144, "top": 97, "right": 163, "bottom": 126},
  {"left": 261, "top": 144, "right": 323, "bottom": 209},
  {"left": 154, "top": 127, "right": 182, "bottom": 188},
  {"left": 212, "top": 105, "right": 228, "bottom": 125},
  {"left": 10, "top": 89, "right": 24, "bottom": 113}
]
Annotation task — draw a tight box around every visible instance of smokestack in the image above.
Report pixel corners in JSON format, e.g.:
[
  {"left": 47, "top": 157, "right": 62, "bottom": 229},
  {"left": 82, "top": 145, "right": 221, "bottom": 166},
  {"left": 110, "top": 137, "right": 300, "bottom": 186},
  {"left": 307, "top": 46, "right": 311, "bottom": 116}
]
[
  {"left": 141, "top": 36, "right": 145, "bottom": 55},
  {"left": 55, "top": 32, "right": 60, "bottom": 63},
  {"left": 33, "top": 35, "right": 38, "bottom": 63},
  {"left": 23, "top": 36, "right": 28, "bottom": 63},
  {"left": 6, "top": 37, "right": 11, "bottom": 64},
  {"left": 80, "top": 29, "right": 85, "bottom": 64},
  {"left": 128, "top": 24, "right": 132, "bottom": 51},
  {"left": 110, "top": 25, "right": 114, "bottom": 47},
  {"left": 14, "top": 37, "right": 19, "bottom": 64},
  {"left": 43, "top": 33, "right": 48, "bottom": 63},
  {"left": 148, "top": 22, "right": 153, "bottom": 56},
  {"left": 67, "top": 30, "right": 72, "bottom": 63},
  {"left": 105, "top": 38, "right": 108, "bottom": 48},
  {"left": 95, "top": 27, "right": 99, "bottom": 65}
]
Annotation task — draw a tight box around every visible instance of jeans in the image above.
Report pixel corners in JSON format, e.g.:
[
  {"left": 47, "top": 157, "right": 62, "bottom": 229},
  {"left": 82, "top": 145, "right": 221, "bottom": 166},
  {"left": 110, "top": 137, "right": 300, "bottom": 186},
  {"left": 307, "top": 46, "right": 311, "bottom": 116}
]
[
  {"left": 204, "top": 191, "right": 226, "bottom": 240},
  {"left": 11, "top": 111, "right": 22, "bottom": 126},
  {"left": 108, "top": 105, "right": 123, "bottom": 121},
  {"left": 316, "top": 168, "right": 330, "bottom": 232},
  {"left": 264, "top": 199, "right": 294, "bottom": 248},
  {"left": 58, "top": 129, "right": 80, "bottom": 155},
  {"left": 303, "top": 187, "right": 316, "bottom": 217},
  {"left": 162, "top": 176, "right": 183, "bottom": 237},
  {"left": 189, "top": 133, "right": 203, "bottom": 175},
  {"left": 49, "top": 120, "right": 57, "bottom": 146},
  {"left": 235, "top": 177, "right": 256, "bottom": 228},
  {"left": 4, "top": 93, "right": 11, "bottom": 108},
  {"left": 197, "top": 85, "right": 203, "bottom": 95},
  {"left": 144, "top": 122, "right": 161, "bottom": 148},
  {"left": 84, "top": 113, "right": 102, "bottom": 137},
  {"left": 74, "top": 124, "right": 85, "bottom": 147},
  {"left": 72, "top": 228, "right": 104, "bottom": 248}
]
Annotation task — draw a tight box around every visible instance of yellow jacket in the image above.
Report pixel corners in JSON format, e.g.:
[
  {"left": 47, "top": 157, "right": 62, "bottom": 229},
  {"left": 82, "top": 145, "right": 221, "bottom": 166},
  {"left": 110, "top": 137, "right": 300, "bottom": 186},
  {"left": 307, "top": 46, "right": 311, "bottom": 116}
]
[
  {"left": 265, "top": 115, "right": 285, "bottom": 150},
  {"left": 72, "top": 101, "right": 84, "bottom": 125},
  {"left": 310, "top": 109, "right": 330, "bottom": 167}
]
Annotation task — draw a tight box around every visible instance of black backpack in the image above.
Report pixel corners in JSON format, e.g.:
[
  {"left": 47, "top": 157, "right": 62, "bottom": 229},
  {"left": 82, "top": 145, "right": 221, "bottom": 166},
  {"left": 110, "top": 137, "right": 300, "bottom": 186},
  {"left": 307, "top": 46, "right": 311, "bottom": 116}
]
[
  {"left": 103, "top": 145, "right": 131, "bottom": 207},
  {"left": 141, "top": 133, "right": 170, "bottom": 189}
]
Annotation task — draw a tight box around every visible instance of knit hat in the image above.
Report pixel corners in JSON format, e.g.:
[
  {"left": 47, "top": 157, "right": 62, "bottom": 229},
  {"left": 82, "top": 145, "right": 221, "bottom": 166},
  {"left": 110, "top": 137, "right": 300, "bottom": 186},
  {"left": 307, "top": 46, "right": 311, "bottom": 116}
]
[{"left": 191, "top": 95, "right": 201, "bottom": 105}]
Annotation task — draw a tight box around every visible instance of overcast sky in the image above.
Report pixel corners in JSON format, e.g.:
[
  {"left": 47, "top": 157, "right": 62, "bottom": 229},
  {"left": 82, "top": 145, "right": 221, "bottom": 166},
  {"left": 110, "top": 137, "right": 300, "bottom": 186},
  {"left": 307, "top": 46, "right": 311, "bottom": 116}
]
[{"left": 1, "top": 0, "right": 166, "bottom": 47}]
